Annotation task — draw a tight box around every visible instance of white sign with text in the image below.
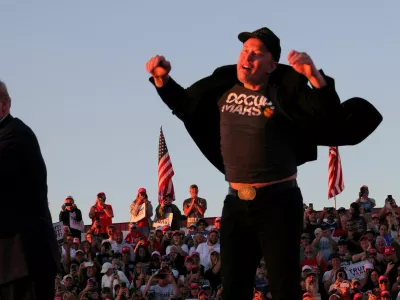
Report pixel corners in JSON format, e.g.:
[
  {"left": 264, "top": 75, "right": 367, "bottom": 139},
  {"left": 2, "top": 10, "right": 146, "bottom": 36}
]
[
  {"left": 153, "top": 213, "right": 173, "bottom": 228},
  {"left": 130, "top": 203, "right": 146, "bottom": 223}
]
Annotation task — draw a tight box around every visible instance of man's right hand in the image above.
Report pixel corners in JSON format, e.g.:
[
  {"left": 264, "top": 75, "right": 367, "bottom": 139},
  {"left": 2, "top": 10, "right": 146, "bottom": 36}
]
[{"left": 146, "top": 55, "right": 171, "bottom": 87}]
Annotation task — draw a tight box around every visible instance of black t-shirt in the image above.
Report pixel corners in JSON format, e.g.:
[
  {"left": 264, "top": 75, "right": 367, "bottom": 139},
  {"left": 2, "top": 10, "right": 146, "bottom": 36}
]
[{"left": 218, "top": 84, "right": 297, "bottom": 183}]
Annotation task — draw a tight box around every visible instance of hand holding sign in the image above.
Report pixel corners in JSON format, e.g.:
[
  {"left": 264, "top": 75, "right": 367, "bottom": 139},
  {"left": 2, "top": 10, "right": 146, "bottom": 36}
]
[
  {"left": 130, "top": 203, "right": 146, "bottom": 223},
  {"left": 153, "top": 213, "right": 173, "bottom": 228}
]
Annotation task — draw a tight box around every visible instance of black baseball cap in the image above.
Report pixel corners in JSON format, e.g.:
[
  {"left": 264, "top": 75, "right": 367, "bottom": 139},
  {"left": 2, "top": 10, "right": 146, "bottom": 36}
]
[{"left": 238, "top": 27, "right": 281, "bottom": 62}]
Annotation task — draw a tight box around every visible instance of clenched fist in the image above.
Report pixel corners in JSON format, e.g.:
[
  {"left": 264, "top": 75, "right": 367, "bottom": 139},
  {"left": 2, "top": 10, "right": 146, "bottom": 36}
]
[
  {"left": 287, "top": 50, "right": 317, "bottom": 79},
  {"left": 287, "top": 50, "right": 327, "bottom": 88},
  {"left": 146, "top": 55, "right": 171, "bottom": 87}
]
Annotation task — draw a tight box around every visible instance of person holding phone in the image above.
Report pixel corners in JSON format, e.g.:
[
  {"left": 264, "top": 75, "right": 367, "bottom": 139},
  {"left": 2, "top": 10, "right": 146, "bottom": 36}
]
[
  {"left": 142, "top": 268, "right": 181, "bottom": 299},
  {"left": 115, "top": 282, "right": 130, "bottom": 300},
  {"left": 59, "top": 196, "right": 83, "bottom": 240},
  {"left": 129, "top": 188, "right": 154, "bottom": 237},
  {"left": 327, "top": 268, "right": 349, "bottom": 296},
  {"left": 356, "top": 185, "right": 376, "bottom": 215},
  {"left": 89, "top": 192, "right": 114, "bottom": 239}
]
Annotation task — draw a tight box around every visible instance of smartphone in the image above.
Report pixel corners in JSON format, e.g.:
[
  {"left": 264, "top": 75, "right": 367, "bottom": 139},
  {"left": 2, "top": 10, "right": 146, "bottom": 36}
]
[
  {"left": 121, "top": 282, "right": 126, "bottom": 288},
  {"left": 340, "top": 282, "right": 350, "bottom": 288},
  {"left": 309, "top": 203, "right": 313, "bottom": 208},
  {"left": 84, "top": 262, "right": 94, "bottom": 268}
]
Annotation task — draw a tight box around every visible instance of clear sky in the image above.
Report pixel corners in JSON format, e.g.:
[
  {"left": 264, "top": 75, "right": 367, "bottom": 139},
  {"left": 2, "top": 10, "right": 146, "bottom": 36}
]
[{"left": 1, "top": 1, "right": 398, "bottom": 225}]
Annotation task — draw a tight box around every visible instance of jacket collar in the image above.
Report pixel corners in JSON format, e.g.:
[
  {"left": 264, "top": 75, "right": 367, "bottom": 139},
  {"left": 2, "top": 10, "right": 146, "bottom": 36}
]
[{"left": 0, "top": 114, "right": 13, "bottom": 129}]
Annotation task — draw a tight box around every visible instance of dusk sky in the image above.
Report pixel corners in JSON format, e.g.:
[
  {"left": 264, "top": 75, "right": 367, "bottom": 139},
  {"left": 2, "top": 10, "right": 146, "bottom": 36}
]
[{"left": 0, "top": 1, "right": 398, "bottom": 224}]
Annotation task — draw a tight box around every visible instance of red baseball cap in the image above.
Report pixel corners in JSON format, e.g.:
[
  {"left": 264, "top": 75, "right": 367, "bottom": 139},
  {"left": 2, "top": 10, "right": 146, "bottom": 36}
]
[
  {"left": 189, "top": 283, "right": 200, "bottom": 289},
  {"left": 121, "top": 246, "right": 130, "bottom": 253},
  {"left": 209, "top": 228, "right": 219, "bottom": 235},
  {"left": 384, "top": 246, "right": 395, "bottom": 256},
  {"left": 379, "top": 275, "right": 389, "bottom": 282},
  {"left": 138, "top": 188, "right": 146, "bottom": 194}
]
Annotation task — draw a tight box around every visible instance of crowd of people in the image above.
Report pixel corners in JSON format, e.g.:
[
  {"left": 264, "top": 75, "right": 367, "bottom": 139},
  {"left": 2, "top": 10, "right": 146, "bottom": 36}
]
[
  {"left": 54, "top": 184, "right": 399, "bottom": 300},
  {"left": 55, "top": 185, "right": 226, "bottom": 300},
  {"left": 301, "top": 186, "right": 400, "bottom": 300}
]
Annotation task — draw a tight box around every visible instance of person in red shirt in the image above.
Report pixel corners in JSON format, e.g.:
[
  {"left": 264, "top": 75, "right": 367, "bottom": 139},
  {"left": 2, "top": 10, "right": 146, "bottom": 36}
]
[
  {"left": 148, "top": 226, "right": 165, "bottom": 254},
  {"left": 300, "top": 245, "right": 327, "bottom": 280},
  {"left": 124, "top": 223, "right": 148, "bottom": 247},
  {"left": 88, "top": 192, "right": 114, "bottom": 239}
]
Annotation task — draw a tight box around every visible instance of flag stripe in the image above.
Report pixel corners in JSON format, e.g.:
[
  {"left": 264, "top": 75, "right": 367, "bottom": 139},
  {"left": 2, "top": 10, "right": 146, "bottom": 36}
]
[
  {"left": 158, "top": 127, "right": 175, "bottom": 204},
  {"left": 328, "top": 146, "right": 345, "bottom": 199}
]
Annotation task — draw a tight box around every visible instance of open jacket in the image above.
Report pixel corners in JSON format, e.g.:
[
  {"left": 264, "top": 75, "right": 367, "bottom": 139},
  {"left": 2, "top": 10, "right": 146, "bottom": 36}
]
[{"left": 149, "top": 64, "right": 383, "bottom": 174}]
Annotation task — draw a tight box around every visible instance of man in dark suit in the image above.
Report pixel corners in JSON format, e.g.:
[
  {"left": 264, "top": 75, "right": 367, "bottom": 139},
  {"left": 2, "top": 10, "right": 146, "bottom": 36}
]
[
  {"left": 146, "top": 27, "right": 382, "bottom": 300},
  {"left": 0, "top": 80, "right": 60, "bottom": 299}
]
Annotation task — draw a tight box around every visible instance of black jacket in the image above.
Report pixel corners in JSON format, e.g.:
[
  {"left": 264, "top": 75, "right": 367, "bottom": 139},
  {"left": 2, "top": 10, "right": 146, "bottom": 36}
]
[
  {"left": 59, "top": 207, "right": 83, "bottom": 238},
  {"left": 155, "top": 204, "right": 183, "bottom": 231},
  {"left": 149, "top": 64, "right": 382, "bottom": 174},
  {"left": 0, "top": 115, "right": 60, "bottom": 284}
]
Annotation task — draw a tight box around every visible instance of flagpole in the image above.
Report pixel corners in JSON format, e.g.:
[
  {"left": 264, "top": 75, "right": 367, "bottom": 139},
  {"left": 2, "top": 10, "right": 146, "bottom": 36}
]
[{"left": 334, "top": 196, "right": 337, "bottom": 209}]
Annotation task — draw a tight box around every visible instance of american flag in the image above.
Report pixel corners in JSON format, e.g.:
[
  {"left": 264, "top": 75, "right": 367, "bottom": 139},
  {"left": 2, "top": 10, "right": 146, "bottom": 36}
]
[
  {"left": 158, "top": 126, "right": 175, "bottom": 204},
  {"left": 328, "top": 146, "right": 345, "bottom": 199}
]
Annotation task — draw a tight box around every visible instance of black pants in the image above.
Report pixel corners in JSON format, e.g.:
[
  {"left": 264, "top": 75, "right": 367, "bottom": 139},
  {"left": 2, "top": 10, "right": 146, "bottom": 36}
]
[
  {"left": 0, "top": 275, "right": 54, "bottom": 300},
  {"left": 220, "top": 181, "right": 304, "bottom": 300}
]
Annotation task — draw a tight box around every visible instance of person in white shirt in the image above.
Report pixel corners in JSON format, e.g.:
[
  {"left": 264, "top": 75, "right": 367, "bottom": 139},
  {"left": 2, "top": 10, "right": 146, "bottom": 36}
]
[
  {"left": 166, "top": 231, "right": 189, "bottom": 256},
  {"left": 195, "top": 228, "right": 220, "bottom": 271},
  {"left": 142, "top": 267, "right": 181, "bottom": 300},
  {"left": 100, "top": 262, "right": 129, "bottom": 297}
]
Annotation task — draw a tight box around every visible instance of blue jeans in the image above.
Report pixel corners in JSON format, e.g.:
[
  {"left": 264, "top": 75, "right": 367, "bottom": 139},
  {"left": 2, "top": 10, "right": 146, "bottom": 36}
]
[{"left": 220, "top": 181, "right": 304, "bottom": 300}]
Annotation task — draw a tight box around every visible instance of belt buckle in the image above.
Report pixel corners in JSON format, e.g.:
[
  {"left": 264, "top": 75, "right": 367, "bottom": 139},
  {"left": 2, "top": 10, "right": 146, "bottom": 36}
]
[{"left": 237, "top": 185, "right": 256, "bottom": 201}]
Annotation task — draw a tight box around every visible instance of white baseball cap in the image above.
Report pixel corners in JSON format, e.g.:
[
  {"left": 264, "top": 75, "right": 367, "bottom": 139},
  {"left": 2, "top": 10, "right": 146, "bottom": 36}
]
[{"left": 101, "top": 262, "right": 113, "bottom": 273}]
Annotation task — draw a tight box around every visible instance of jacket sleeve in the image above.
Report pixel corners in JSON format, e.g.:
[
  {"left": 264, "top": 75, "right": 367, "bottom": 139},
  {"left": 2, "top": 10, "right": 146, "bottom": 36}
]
[
  {"left": 146, "top": 201, "right": 154, "bottom": 218},
  {"left": 280, "top": 70, "right": 341, "bottom": 128},
  {"left": 148, "top": 66, "right": 228, "bottom": 121}
]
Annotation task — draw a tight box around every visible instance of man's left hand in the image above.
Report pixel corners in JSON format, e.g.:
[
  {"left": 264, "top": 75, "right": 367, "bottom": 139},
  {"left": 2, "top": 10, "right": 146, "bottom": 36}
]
[
  {"left": 288, "top": 50, "right": 327, "bottom": 88},
  {"left": 287, "top": 50, "right": 318, "bottom": 79}
]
